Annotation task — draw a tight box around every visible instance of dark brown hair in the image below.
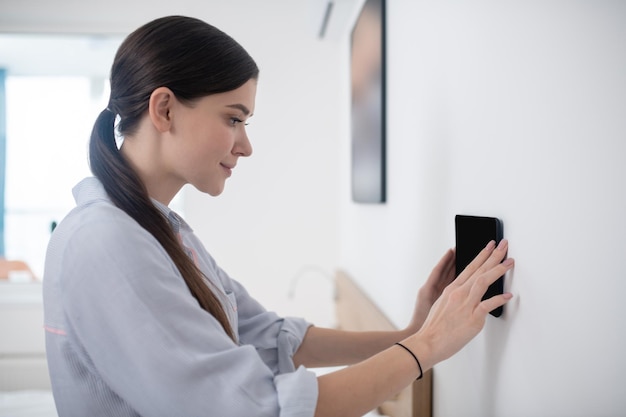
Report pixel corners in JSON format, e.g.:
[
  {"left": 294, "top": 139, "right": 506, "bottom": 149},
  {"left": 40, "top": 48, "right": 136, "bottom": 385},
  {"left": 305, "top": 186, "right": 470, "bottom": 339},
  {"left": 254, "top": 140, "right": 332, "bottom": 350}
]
[{"left": 89, "top": 16, "right": 259, "bottom": 341}]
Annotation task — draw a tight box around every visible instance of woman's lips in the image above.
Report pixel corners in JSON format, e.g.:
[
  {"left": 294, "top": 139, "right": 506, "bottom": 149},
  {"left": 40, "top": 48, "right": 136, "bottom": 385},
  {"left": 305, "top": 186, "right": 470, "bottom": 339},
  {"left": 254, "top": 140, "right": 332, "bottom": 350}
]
[{"left": 221, "top": 163, "right": 233, "bottom": 176}]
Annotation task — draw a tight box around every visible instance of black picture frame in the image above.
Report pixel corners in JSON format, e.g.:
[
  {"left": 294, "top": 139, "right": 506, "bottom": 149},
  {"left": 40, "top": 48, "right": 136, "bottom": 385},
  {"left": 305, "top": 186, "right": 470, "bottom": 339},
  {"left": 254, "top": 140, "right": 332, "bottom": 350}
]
[{"left": 350, "top": 0, "right": 386, "bottom": 204}]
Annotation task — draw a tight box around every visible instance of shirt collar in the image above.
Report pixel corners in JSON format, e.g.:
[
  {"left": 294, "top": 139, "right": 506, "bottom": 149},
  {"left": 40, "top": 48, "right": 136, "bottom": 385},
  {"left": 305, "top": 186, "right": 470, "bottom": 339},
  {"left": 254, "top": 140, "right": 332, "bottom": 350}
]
[
  {"left": 151, "top": 198, "right": 193, "bottom": 234},
  {"left": 73, "top": 177, "right": 192, "bottom": 233}
]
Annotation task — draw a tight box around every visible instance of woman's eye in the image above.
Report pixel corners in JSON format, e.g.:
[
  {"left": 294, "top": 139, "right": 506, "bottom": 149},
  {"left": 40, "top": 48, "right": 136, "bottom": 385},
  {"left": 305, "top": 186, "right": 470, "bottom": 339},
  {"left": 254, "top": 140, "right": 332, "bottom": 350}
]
[{"left": 230, "top": 117, "right": 248, "bottom": 126}]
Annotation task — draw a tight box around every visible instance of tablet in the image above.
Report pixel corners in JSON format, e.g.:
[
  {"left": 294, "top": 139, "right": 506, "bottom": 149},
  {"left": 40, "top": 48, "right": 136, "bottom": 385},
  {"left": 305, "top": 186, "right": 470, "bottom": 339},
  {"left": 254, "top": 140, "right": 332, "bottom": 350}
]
[{"left": 455, "top": 214, "right": 505, "bottom": 317}]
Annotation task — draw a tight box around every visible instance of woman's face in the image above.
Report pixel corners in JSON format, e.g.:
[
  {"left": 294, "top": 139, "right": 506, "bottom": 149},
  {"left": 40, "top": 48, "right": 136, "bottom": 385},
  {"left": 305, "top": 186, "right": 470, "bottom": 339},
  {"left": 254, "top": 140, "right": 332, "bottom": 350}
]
[{"left": 164, "top": 79, "right": 257, "bottom": 198}]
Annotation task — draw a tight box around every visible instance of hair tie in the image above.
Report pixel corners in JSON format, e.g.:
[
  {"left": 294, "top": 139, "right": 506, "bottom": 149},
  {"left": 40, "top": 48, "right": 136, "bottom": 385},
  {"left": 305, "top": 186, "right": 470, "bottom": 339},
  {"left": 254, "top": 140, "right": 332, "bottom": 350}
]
[{"left": 395, "top": 342, "right": 423, "bottom": 380}]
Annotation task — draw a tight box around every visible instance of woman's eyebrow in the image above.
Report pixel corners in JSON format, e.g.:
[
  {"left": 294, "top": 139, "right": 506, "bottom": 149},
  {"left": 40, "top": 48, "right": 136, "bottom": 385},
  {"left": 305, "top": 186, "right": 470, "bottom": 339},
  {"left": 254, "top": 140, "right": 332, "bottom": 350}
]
[{"left": 226, "top": 104, "right": 251, "bottom": 116}]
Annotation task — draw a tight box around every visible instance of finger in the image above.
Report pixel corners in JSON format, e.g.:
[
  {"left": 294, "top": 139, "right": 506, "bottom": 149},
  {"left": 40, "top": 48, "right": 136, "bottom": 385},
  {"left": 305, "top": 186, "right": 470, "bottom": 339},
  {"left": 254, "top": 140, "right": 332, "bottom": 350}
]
[
  {"left": 477, "top": 292, "right": 513, "bottom": 316},
  {"left": 442, "top": 248, "right": 457, "bottom": 285},
  {"left": 458, "top": 240, "right": 509, "bottom": 288},
  {"left": 425, "top": 249, "right": 455, "bottom": 290},
  {"left": 454, "top": 240, "right": 496, "bottom": 286},
  {"left": 431, "top": 248, "right": 455, "bottom": 278},
  {"left": 474, "top": 239, "right": 509, "bottom": 275},
  {"left": 441, "top": 247, "right": 455, "bottom": 274},
  {"left": 468, "top": 258, "right": 515, "bottom": 301}
]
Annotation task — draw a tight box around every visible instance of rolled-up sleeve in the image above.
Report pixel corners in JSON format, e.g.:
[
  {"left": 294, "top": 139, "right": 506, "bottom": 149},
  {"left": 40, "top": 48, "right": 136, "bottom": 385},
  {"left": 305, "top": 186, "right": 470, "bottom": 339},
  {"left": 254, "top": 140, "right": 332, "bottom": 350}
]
[
  {"left": 213, "top": 268, "right": 311, "bottom": 373},
  {"left": 210, "top": 265, "right": 319, "bottom": 415},
  {"left": 276, "top": 366, "right": 319, "bottom": 417},
  {"left": 213, "top": 268, "right": 318, "bottom": 417}
]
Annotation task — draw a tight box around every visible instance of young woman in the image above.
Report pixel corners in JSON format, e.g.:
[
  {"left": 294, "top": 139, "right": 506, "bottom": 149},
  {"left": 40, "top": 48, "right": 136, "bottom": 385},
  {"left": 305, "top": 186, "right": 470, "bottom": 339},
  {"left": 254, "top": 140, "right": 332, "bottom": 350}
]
[{"left": 43, "top": 15, "right": 514, "bottom": 417}]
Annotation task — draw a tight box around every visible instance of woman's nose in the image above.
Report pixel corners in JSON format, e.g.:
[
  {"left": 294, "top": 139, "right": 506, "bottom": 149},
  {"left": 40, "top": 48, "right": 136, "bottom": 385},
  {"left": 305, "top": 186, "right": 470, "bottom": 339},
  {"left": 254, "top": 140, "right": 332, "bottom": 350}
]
[{"left": 234, "top": 130, "right": 253, "bottom": 157}]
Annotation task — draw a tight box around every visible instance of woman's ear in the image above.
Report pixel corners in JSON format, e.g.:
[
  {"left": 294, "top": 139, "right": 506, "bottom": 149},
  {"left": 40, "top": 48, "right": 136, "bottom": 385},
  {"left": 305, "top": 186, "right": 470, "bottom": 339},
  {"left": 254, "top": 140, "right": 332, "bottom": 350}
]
[{"left": 148, "top": 87, "right": 175, "bottom": 133}]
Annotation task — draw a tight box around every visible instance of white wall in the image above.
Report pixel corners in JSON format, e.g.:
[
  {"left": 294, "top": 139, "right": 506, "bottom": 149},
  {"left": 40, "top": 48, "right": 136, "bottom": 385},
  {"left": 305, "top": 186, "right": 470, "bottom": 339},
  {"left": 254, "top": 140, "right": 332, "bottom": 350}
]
[{"left": 339, "top": 1, "right": 626, "bottom": 416}]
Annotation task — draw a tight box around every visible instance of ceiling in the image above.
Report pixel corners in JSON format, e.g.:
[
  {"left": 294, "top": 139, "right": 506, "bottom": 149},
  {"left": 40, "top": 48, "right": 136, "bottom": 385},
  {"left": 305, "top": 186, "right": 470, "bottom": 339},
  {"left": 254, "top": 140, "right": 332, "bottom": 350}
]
[{"left": 0, "top": 0, "right": 363, "bottom": 78}]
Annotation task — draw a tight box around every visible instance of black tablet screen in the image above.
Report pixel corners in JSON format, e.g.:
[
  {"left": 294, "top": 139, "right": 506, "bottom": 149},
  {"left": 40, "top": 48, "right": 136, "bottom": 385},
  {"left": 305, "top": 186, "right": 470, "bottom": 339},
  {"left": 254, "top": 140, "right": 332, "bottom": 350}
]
[{"left": 455, "top": 215, "right": 505, "bottom": 317}]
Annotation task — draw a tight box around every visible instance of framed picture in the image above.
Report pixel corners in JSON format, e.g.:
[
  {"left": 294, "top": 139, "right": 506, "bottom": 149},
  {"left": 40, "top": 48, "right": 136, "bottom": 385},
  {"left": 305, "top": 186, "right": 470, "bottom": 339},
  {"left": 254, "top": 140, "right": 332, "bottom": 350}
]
[{"left": 350, "top": 0, "right": 386, "bottom": 203}]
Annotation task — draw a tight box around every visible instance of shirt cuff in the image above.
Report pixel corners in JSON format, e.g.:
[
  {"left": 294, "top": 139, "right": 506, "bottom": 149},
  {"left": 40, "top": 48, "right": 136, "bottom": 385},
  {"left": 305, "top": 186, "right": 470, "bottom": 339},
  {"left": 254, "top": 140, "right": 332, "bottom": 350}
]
[
  {"left": 275, "top": 365, "right": 318, "bottom": 417},
  {"left": 277, "top": 317, "right": 312, "bottom": 374}
]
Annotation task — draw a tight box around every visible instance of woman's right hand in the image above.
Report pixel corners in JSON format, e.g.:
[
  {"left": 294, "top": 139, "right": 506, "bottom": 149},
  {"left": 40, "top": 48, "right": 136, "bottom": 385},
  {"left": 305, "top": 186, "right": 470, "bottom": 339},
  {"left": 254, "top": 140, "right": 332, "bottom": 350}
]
[{"left": 407, "top": 239, "right": 514, "bottom": 369}]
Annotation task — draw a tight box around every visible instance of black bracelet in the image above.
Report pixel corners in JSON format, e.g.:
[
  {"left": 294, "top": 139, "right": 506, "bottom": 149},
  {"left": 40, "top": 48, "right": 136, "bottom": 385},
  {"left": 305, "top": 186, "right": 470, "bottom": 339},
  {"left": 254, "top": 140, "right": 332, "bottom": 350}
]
[{"left": 395, "top": 342, "right": 423, "bottom": 380}]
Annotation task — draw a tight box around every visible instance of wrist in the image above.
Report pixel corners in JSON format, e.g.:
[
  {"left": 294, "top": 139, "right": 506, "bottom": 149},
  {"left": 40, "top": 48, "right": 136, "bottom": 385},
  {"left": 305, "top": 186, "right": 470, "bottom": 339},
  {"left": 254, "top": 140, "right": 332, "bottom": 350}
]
[
  {"left": 401, "top": 333, "right": 436, "bottom": 373},
  {"left": 417, "top": 286, "right": 437, "bottom": 307},
  {"left": 396, "top": 326, "right": 414, "bottom": 341},
  {"left": 411, "top": 290, "right": 437, "bottom": 331}
]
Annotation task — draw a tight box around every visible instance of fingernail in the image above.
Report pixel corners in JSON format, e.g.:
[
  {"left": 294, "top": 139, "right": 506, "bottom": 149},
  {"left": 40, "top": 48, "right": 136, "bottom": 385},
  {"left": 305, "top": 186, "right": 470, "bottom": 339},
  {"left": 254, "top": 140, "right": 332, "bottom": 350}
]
[
  {"left": 497, "top": 239, "right": 508, "bottom": 250},
  {"left": 502, "top": 258, "right": 514, "bottom": 267},
  {"left": 485, "top": 240, "right": 496, "bottom": 250}
]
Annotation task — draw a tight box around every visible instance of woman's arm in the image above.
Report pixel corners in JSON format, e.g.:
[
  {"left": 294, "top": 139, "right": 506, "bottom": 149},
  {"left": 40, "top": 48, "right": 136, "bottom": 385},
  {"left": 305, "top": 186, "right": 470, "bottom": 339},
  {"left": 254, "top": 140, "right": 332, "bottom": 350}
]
[
  {"left": 294, "top": 248, "right": 456, "bottom": 368},
  {"left": 293, "top": 327, "right": 410, "bottom": 368},
  {"left": 306, "top": 240, "right": 514, "bottom": 417}
]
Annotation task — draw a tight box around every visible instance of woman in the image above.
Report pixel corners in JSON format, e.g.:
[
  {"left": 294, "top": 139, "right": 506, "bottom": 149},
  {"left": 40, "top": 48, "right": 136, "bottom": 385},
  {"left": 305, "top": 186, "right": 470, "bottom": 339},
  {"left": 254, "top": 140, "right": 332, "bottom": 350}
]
[{"left": 43, "top": 15, "right": 513, "bottom": 417}]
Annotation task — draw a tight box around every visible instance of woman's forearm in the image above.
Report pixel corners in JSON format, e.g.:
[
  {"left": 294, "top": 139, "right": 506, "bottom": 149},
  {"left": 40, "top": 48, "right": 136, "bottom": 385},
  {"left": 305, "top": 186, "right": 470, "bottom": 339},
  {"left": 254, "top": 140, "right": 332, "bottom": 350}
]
[
  {"left": 313, "top": 334, "right": 431, "bottom": 417},
  {"left": 293, "top": 326, "right": 412, "bottom": 368}
]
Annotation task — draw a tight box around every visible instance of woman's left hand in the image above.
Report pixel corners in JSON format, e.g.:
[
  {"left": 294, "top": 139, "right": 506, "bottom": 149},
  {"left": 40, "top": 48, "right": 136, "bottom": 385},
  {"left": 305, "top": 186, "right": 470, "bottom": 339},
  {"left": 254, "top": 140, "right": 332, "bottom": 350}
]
[{"left": 405, "top": 248, "right": 457, "bottom": 334}]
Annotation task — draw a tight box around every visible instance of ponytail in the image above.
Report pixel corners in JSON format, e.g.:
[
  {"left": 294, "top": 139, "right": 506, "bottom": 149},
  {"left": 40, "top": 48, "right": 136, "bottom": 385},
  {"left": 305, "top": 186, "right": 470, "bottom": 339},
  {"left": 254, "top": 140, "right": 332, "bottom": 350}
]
[{"left": 89, "top": 107, "right": 237, "bottom": 341}]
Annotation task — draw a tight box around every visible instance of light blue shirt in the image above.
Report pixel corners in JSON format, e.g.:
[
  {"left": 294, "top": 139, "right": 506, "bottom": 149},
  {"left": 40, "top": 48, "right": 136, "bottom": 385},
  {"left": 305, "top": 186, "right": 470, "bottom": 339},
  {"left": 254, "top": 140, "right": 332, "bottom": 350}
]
[{"left": 43, "top": 177, "right": 318, "bottom": 417}]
